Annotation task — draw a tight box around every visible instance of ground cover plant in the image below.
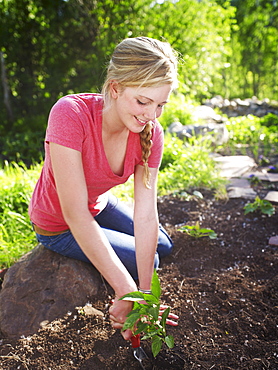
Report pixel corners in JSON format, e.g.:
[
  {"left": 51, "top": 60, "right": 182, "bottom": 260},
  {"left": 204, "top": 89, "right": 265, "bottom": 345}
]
[
  {"left": 178, "top": 221, "right": 217, "bottom": 239},
  {"left": 244, "top": 196, "right": 275, "bottom": 216}
]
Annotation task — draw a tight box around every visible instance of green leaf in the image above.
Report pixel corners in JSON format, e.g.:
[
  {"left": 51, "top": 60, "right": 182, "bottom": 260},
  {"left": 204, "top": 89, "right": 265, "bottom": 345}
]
[
  {"left": 151, "top": 335, "right": 162, "bottom": 357},
  {"left": 151, "top": 269, "right": 161, "bottom": 299},
  {"left": 143, "top": 294, "right": 159, "bottom": 304},
  {"left": 119, "top": 291, "right": 145, "bottom": 301},
  {"left": 134, "top": 322, "right": 149, "bottom": 335},
  {"left": 149, "top": 305, "right": 160, "bottom": 321},
  {"left": 161, "top": 307, "right": 170, "bottom": 328},
  {"left": 141, "top": 328, "right": 160, "bottom": 340},
  {"left": 122, "top": 312, "right": 141, "bottom": 331},
  {"left": 208, "top": 231, "right": 218, "bottom": 239},
  {"left": 165, "top": 335, "right": 175, "bottom": 349}
]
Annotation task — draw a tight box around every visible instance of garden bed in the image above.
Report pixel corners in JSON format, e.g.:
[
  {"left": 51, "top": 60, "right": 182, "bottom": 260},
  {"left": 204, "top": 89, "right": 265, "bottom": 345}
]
[{"left": 0, "top": 185, "right": 278, "bottom": 369}]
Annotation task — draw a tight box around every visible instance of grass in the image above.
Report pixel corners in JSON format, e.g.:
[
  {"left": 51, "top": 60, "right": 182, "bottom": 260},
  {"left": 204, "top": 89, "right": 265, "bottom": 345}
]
[
  {"left": 0, "top": 162, "right": 41, "bottom": 268},
  {"left": 1, "top": 96, "right": 277, "bottom": 269}
]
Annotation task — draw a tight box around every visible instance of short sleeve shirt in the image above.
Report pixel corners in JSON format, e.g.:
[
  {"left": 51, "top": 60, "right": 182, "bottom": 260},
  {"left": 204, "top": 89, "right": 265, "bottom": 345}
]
[{"left": 29, "top": 93, "right": 164, "bottom": 231}]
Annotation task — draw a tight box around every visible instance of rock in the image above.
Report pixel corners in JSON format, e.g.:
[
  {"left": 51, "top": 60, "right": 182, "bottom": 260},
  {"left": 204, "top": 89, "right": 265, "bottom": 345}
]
[
  {"left": 266, "top": 173, "right": 278, "bottom": 182},
  {"left": 227, "top": 178, "right": 251, "bottom": 189},
  {"left": 192, "top": 105, "right": 224, "bottom": 123},
  {"left": 264, "top": 191, "right": 278, "bottom": 203},
  {"left": 227, "top": 187, "right": 257, "bottom": 200},
  {"left": 0, "top": 244, "right": 102, "bottom": 339},
  {"left": 168, "top": 121, "right": 229, "bottom": 145},
  {"left": 78, "top": 303, "right": 104, "bottom": 318},
  {"left": 214, "top": 155, "right": 257, "bottom": 178},
  {"left": 268, "top": 235, "right": 278, "bottom": 246}
]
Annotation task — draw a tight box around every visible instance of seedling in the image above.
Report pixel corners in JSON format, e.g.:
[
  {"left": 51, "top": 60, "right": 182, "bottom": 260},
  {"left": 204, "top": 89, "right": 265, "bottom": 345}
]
[
  {"left": 119, "top": 270, "right": 174, "bottom": 357},
  {"left": 179, "top": 221, "right": 217, "bottom": 239},
  {"left": 248, "top": 174, "right": 261, "bottom": 185},
  {"left": 244, "top": 196, "right": 275, "bottom": 216}
]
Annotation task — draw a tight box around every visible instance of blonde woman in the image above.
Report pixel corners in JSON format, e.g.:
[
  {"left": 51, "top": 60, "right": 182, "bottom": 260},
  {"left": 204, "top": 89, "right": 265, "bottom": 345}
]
[{"left": 29, "top": 36, "right": 178, "bottom": 339}]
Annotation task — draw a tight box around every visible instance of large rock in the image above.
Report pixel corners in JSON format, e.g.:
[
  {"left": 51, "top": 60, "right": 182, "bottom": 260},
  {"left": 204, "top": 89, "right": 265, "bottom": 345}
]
[
  {"left": 0, "top": 244, "right": 102, "bottom": 339},
  {"left": 168, "top": 120, "right": 229, "bottom": 145}
]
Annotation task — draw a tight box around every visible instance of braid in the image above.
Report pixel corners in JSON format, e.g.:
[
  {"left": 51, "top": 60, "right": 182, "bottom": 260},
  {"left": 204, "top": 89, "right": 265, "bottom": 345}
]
[{"left": 139, "top": 122, "right": 153, "bottom": 189}]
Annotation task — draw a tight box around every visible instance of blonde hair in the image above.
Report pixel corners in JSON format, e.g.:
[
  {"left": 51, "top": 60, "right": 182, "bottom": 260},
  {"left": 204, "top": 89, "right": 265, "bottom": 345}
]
[{"left": 102, "top": 37, "right": 178, "bottom": 188}]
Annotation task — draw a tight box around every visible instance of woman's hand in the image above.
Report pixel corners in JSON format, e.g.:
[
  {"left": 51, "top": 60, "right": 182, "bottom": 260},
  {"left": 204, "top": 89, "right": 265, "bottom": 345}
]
[
  {"left": 109, "top": 298, "right": 179, "bottom": 342},
  {"left": 109, "top": 297, "right": 134, "bottom": 340}
]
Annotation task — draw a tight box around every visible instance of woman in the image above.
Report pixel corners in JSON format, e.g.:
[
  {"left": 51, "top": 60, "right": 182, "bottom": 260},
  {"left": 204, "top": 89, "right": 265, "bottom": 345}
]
[{"left": 29, "top": 36, "right": 178, "bottom": 339}]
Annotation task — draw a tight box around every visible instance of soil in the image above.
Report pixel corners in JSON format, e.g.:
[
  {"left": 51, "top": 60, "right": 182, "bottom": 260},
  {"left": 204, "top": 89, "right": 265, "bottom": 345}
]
[{"left": 1, "top": 181, "right": 278, "bottom": 369}]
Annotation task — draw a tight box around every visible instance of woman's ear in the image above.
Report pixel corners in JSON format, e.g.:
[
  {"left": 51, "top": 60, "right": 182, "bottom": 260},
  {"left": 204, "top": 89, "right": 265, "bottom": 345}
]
[{"left": 109, "top": 80, "right": 121, "bottom": 99}]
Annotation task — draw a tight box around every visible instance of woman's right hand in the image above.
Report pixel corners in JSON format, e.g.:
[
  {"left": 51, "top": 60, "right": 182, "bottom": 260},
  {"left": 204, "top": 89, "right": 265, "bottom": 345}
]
[{"left": 109, "top": 297, "right": 134, "bottom": 340}]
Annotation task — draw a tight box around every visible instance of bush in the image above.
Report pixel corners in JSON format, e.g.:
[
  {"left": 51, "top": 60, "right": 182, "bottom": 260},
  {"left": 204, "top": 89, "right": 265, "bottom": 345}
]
[
  {"left": 158, "top": 134, "right": 226, "bottom": 196},
  {"left": 0, "top": 115, "right": 46, "bottom": 165},
  {"left": 158, "top": 93, "right": 195, "bottom": 130},
  {"left": 259, "top": 113, "right": 278, "bottom": 129}
]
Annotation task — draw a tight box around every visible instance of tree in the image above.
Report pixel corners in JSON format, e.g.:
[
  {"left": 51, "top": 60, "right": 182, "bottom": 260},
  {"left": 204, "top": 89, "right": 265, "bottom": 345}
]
[
  {"left": 140, "top": 0, "right": 236, "bottom": 100},
  {"left": 220, "top": 0, "right": 278, "bottom": 99},
  {"left": 0, "top": 0, "right": 150, "bottom": 134}
]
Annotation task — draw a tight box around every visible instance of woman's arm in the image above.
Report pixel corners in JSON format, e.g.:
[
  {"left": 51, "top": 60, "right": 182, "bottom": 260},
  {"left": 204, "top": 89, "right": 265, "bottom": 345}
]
[
  {"left": 49, "top": 142, "right": 137, "bottom": 298},
  {"left": 133, "top": 164, "right": 160, "bottom": 291}
]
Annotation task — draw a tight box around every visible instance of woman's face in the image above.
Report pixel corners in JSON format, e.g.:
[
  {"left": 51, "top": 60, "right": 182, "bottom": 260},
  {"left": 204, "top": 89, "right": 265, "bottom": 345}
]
[{"left": 111, "top": 83, "right": 172, "bottom": 133}]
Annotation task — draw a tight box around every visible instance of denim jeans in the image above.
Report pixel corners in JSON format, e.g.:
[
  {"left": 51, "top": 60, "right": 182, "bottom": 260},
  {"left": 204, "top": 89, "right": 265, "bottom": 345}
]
[{"left": 35, "top": 194, "right": 173, "bottom": 279}]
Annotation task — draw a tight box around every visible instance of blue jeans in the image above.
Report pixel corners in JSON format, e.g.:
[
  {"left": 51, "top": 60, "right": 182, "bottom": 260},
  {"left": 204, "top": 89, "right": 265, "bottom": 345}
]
[{"left": 35, "top": 194, "right": 173, "bottom": 279}]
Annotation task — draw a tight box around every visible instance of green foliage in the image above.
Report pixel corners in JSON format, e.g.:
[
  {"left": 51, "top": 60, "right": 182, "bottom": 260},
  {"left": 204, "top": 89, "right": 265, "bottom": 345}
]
[
  {"left": 1, "top": 128, "right": 45, "bottom": 164},
  {"left": 179, "top": 221, "right": 217, "bottom": 239},
  {"left": 0, "top": 0, "right": 151, "bottom": 130},
  {"left": 0, "top": 162, "right": 40, "bottom": 268},
  {"left": 159, "top": 134, "right": 226, "bottom": 196},
  {"left": 158, "top": 92, "right": 196, "bottom": 130},
  {"left": 120, "top": 270, "right": 174, "bottom": 357},
  {"left": 232, "top": 0, "right": 278, "bottom": 99},
  {"left": 244, "top": 196, "right": 275, "bottom": 216},
  {"left": 259, "top": 113, "right": 278, "bottom": 129},
  {"left": 221, "top": 114, "right": 278, "bottom": 159},
  {"left": 0, "top": 0, "right": 277, "bottom": 149},
  {"left": 144, "top": 0, "right": 236, "bottom": 99}
]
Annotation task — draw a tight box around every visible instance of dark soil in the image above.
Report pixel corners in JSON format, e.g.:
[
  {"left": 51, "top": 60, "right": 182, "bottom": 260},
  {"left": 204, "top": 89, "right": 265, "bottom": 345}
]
[{"left": 1, "top": 182, "right": 278, "bottom": 369}]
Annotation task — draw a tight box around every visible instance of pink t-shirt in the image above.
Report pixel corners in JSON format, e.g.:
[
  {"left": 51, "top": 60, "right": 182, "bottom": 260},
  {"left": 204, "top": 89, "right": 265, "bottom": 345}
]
[{"left": 29, "top": 93, "right": 164, "bottom": 231}]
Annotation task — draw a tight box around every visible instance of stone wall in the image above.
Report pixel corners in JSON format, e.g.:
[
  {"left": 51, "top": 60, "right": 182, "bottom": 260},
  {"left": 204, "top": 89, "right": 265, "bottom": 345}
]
[{"left": 204, "top": 96, "right": 278, "bottom": 118}]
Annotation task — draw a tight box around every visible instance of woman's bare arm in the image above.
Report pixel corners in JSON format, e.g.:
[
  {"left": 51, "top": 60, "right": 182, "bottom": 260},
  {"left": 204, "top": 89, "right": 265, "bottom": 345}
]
[
  {"left": 133, "top": 164, "right": 160, "bottom": 291},
  {"left": 49, "top": 142, "right": 137, "bottom": 297}
]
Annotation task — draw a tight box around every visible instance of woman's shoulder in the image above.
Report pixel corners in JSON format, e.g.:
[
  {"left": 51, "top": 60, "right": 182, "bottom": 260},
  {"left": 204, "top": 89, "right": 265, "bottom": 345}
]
[{"left": 54, "top": 93, "right": 103, "bottom": 110}]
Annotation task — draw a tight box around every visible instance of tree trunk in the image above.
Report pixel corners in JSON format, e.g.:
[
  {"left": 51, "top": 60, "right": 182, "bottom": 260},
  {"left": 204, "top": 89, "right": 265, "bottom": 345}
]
[{"left": 0, "top": 51, "right": 14, "bottom": 122}]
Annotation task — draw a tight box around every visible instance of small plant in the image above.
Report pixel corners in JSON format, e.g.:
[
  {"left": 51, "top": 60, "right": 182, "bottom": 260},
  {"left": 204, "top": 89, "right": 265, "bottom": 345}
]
[
  {"left": 119, "top": 270, "right": 174, "bottom": 357},
  {"left": 244, "top": 196, "right": 275, "bottom": 216},
  {"left": 267, "top": 165, "right": 278, "bottom": 173},
  {"left": 248, "top": 174, "right": 261, "bottom": 185},
  {"left": 179, "top": 221, "right": 217, "bottom": 239}
]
